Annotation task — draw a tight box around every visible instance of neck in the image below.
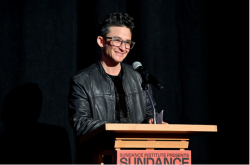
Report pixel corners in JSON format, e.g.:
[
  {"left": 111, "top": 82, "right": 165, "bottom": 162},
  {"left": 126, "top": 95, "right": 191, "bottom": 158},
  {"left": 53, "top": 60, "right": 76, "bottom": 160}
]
[{"left": 100, "top": 59, "right": 121, "bottom": 76}]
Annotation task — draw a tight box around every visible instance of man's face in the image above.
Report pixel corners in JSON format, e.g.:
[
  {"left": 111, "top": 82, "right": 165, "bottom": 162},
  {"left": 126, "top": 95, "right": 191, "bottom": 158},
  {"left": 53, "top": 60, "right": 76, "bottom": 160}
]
[{"left": 101, "top": 26, "right": 132, "bottom": 65}]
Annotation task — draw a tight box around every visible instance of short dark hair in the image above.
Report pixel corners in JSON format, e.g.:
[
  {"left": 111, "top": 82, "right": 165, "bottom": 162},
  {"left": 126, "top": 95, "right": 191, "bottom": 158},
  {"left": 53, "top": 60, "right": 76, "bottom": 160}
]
[{"left": 98, "top": 12, "right": 135, "bottom": 37}]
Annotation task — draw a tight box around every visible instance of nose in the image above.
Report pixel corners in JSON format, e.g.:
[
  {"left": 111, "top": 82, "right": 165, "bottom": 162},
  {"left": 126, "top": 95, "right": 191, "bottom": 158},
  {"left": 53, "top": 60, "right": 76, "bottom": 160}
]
[{"left": 119, "top": 41, "right": 126, "bottom": 50}]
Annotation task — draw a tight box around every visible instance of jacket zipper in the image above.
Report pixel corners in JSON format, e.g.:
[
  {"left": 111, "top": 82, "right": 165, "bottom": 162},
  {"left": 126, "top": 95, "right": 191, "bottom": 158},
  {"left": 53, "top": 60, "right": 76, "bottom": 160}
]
[
  {"left": 106, "top": 75, "right": 116, "bottom": 120},
  {"left": 122, "top": 76, "right": 131, "bottom": 123}
]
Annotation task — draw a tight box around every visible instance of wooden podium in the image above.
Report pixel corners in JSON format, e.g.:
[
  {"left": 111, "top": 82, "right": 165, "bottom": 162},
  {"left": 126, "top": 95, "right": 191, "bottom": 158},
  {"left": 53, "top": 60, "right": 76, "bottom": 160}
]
[{"left": 79, "top": 123, "right": 217, "bottom": 164}]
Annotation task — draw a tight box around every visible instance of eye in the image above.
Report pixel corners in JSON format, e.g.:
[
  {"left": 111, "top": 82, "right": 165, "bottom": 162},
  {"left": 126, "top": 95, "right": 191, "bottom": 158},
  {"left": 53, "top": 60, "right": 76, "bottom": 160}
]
[
  {"left": 113, "top": 38, "right": 121, "bottom": 42},
  {"left": 126, "top": 41, "right": 132, "bottom": 44}
]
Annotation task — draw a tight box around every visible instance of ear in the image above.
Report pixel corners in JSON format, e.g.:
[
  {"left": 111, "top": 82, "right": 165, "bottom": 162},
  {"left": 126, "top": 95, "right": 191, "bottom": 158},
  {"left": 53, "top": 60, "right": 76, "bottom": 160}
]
[{"left": 97, "top": 36, "right": 104, "bottom": 48}]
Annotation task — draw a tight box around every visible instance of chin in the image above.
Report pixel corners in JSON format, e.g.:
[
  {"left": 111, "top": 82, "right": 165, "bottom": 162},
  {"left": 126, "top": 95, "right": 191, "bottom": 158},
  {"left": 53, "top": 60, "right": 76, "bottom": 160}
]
[{"left": 114, "top": 58, "right": 125, "bottom": 64}]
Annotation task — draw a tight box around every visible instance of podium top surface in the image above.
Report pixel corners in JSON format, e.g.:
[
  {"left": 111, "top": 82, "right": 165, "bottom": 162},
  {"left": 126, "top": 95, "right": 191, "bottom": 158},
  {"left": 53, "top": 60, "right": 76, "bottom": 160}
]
[
  {"left": 105, "top": 123, "right": 217, "bottom": 133},
  {"left": 80, "top": 123, "right": 217, "bottom": 143}
]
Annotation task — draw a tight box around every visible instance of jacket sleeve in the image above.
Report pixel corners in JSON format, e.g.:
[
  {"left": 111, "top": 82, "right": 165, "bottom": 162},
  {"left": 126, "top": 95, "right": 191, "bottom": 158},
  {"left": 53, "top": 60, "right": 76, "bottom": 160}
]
[
  {"left": 142, "top": 84, "right": 158, "bottom": 123},
  {"left": 68, "top": 77, "right": 118, "bottom": 137}
]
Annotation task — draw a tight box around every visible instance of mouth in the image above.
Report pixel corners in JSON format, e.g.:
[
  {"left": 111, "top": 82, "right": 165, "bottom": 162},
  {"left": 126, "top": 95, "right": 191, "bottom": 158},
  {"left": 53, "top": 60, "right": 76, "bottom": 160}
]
[{"left": 115, "top": 51, "right": 124, "bottom": 56}]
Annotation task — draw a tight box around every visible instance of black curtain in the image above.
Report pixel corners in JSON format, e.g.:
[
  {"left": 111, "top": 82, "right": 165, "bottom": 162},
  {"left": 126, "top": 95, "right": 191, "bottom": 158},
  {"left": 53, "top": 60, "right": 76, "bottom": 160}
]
[
  {"left": 0, "top": 0, "right": 76, "bottom": 163},
  {"left": 0, "top": 0, "right": 248, "bottom": 164}
]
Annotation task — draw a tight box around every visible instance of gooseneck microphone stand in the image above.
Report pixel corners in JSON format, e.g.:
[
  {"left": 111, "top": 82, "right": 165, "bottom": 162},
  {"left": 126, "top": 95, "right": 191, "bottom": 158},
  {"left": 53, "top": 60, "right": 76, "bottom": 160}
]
[
  {"left": 141, "top": 82, "right": 156, "bottom": 124},
  {"left": 133, "top": 62, "right": 164, "bottom": 124}
]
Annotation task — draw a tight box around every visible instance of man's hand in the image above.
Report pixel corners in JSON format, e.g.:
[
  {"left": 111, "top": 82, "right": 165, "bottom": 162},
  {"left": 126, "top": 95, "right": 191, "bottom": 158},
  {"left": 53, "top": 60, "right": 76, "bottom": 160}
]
[
  {"left": 148, "top": 118, "right": 168, "bottom": 124},
  {"left": 148, "top": 118, "right": 154, "bottom": 124}
]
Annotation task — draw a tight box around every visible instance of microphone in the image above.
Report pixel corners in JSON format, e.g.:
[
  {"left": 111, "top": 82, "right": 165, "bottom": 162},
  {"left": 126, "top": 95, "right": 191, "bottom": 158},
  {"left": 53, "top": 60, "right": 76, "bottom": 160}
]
[{"left": 132, "top": 61, "right": 164, "bottom": 90}]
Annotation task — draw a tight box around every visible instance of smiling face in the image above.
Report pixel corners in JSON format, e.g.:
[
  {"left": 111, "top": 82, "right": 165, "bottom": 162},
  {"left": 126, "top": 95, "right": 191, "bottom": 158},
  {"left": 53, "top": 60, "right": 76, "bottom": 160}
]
[{"left": 97, "top": 26, "right": 132, "bottom": 66}]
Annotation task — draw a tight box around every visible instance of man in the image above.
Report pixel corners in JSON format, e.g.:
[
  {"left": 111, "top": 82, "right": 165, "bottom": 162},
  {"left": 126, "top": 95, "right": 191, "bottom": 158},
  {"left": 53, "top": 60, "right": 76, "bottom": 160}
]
[{"left": 68, "top": 13, "right": 158, "bottom": 138}]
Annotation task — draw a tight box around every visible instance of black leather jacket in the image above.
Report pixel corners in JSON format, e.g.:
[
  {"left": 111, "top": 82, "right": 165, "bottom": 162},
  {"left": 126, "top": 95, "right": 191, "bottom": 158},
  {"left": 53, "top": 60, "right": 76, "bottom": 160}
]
[{"left": 68, "top": 61, "right": 156, "bottom": 136}]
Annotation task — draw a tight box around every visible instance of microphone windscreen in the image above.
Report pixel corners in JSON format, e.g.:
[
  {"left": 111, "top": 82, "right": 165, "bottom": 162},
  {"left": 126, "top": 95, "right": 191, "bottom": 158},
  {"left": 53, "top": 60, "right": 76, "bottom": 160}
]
[{"left": 132, "top": 61, "right": 142, "bottom": 70}]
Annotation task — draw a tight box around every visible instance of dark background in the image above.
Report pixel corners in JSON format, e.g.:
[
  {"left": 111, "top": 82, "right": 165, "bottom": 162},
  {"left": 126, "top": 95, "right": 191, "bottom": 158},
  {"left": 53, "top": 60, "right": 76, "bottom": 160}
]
[{"left": 0, "top": 0, "right": 248, "bottom": 164}]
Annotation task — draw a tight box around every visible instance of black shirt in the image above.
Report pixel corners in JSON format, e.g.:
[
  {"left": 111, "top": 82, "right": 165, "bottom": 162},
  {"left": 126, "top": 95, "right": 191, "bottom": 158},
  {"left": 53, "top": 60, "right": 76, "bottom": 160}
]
[{"left": 107, "top": 68, "right": 132, "bottom": 123}]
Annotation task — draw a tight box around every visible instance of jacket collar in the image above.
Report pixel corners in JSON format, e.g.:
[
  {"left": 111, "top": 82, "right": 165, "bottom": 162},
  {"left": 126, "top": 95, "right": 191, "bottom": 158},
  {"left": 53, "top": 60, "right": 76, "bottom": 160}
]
[
  {"left": 96, "top": 61, "right": 127, "bottom": 78},
  {"left": 96, "top": 61, "right": 107, "bottom": 76}
]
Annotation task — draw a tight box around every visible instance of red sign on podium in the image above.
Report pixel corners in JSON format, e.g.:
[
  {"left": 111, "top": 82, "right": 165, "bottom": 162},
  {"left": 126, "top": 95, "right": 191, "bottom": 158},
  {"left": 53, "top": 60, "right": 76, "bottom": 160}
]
[{"left": 117, "top": 150, "right": 191, "bottom": 165}]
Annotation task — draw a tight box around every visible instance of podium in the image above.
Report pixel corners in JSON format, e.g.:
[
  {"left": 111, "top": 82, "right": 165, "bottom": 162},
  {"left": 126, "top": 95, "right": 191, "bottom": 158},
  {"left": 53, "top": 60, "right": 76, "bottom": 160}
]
[{"left": 79, "top": 123, "right": 217, "bottom": 164}]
